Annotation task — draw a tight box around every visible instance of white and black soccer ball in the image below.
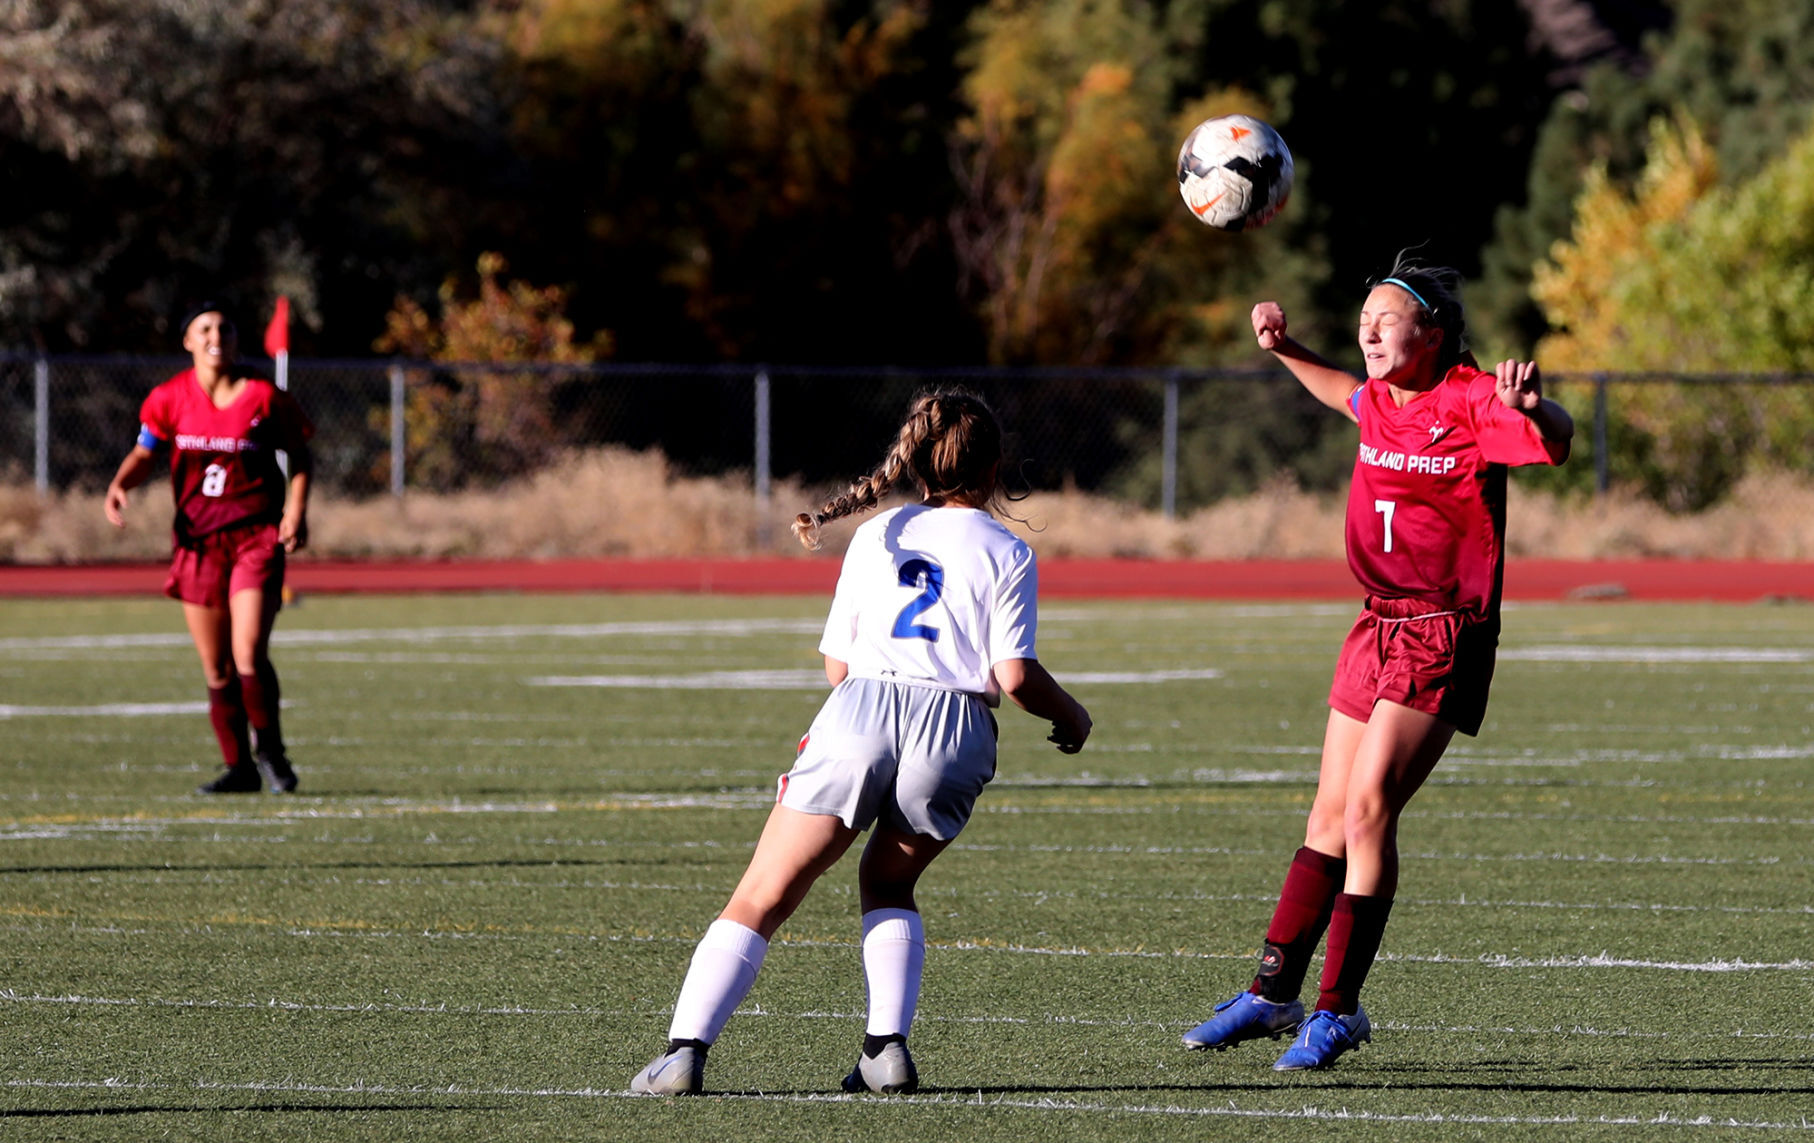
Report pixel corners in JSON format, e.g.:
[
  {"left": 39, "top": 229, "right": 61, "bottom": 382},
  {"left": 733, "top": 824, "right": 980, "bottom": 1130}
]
[{"left": 1177, "top": 114, "right": 1294, "bottom": 231}]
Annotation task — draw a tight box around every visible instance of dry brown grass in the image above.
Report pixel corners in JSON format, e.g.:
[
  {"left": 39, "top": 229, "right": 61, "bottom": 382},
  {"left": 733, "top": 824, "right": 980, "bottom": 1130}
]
[{"left": 7, "top": 446, "right": 1814, "bottom": 564}]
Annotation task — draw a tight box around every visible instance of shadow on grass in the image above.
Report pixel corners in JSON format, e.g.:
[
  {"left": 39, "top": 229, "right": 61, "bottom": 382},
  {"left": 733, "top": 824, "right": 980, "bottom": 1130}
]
[{"left": 1308, "top": 1057, "right": 1814, "bottom": 1096}]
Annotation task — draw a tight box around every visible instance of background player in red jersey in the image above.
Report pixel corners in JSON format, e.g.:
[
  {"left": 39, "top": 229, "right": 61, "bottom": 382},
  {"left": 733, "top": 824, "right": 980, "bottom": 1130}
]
[
  {"left": 104, "top": 304, "right": 314, "bottom": 794},
  {"left": 1181, "top": 258, "right": 1573, "bottom": 1070}
]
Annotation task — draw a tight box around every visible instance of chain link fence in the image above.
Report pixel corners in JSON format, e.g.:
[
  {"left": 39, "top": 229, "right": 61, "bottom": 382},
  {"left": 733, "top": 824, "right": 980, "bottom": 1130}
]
[{"left": 5, "top": 354, "right": 1814, "bottom": 516}]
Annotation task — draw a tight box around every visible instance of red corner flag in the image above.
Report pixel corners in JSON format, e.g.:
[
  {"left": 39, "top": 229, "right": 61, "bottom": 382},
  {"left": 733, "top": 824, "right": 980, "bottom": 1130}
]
[{"left": 264, "top": 295, "right": 290, "bottom": 357}]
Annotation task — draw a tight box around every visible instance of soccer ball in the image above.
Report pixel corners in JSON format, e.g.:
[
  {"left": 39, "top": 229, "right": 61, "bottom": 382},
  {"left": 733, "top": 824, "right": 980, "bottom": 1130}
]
[{"left": 1177, "top": 114, "right": 1294, "bottom": 231}]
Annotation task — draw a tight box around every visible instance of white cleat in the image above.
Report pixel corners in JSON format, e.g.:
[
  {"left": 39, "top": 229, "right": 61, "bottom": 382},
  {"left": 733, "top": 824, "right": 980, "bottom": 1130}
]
[
  {"left": 630, "top": 1045, "right": 704, "bottom": 1095},
  {"left": 841, "top": 1042, "right": 918, "bottom": 1094}
]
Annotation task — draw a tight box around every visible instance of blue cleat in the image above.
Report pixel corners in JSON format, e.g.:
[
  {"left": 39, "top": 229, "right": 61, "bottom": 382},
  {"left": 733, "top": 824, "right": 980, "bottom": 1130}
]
[
  {"left": 1272, "top": 1007, "right": 1370, "bottom": 1071},
  {"left": 1181, "top": 992, "right": 1305, "bottom": 1051}
]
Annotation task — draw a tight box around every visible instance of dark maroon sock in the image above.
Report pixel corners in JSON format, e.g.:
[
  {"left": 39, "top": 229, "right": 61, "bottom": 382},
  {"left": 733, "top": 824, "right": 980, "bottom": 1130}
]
[
  {"left": 207, "top": 679, "right": 252, "bottom": 769},
  {"left": 239, "top": 664, "right": 284, "bottom": 755},
  {"left": 1250, "top": 847, "right": 1346, "bottom": 1002},
  {"left": 1315, "top": 892, "right": 1394, "bottom": 1015}
]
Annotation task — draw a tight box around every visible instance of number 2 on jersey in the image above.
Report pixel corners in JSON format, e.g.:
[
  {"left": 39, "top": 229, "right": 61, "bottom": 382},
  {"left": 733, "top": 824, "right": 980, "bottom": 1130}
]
[
  {"left": 1373, "top": 498, "right": 1396, "bottom": 553},
  {"left": 891, "top": 558, "right": 945, "bottom": 642}
]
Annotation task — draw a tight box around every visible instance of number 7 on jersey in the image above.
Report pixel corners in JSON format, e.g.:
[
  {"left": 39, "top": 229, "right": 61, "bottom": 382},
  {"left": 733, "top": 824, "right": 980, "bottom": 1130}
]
[{"left": 1374, "top": 498, "right": 1396, "bottom": 553}]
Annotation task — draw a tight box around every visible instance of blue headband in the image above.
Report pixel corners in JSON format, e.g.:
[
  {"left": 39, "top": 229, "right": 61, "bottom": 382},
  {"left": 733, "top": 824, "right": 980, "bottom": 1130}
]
[{"left": 1381, "top": 277, "right": 1432, "bottom": 311}]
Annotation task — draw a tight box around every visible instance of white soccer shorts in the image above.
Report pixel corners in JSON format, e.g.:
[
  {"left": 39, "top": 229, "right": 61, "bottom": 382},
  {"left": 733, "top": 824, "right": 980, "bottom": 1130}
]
[{"left": 778, "top": 676, "right": 998, "bottom": 839}]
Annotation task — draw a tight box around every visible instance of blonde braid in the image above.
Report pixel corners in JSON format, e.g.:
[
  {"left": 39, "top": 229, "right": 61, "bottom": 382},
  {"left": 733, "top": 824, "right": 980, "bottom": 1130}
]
[
  {"left": 791, "top": 390, "right": 1003, "bottom": 550},
  {"left": 791, "top": 398, "right": 935, "bottom": 550}
]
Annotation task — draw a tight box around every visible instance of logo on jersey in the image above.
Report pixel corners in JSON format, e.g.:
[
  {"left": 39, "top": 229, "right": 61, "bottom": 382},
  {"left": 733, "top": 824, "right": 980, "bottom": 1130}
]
[{"left": 1426, "top": 422, "right": 1452, "bottom": 447}]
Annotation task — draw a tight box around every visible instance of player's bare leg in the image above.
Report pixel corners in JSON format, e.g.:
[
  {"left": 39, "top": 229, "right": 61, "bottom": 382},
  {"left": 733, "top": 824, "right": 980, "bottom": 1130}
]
[
  {"left": 230, "top": 586, "right": 295, "bottom": 792},
  {"left": 1301, "top": 708, "right": 1369, "bottom": 860},
  {"left": 634, "top": 806, "right": 858, "bottom": 1095},
  {"left": 721, "top": 805, "right": 860, "bottom": 938},
  {"left": 1340, "top": 700, "right": 1454, "bottom": 898},
  {"left": 840, "top": 824, "right": 952, "bottom": 1093},
  {"left": 1182, "top": 709, "right": 1366, "bottom": 1051},
  {"left": 185, "top": 602, "right": 257, "bottom": 793},
  {"left": 1275, "top": 700, "right": 1455, "bottom": 1070}
]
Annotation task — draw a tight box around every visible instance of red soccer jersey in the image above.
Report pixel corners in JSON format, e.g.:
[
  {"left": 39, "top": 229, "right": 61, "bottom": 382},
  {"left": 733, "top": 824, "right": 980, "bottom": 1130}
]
[
  {"left": 1343, "top": 364, "right": 1564, "bottom": 621},
  {"left": 137, "top": 370, "right": 314, "bottom": 542}
]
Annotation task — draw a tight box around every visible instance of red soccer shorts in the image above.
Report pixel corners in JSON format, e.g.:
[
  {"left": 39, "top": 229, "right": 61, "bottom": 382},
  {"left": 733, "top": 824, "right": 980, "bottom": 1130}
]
[
  {"left": 164, "top": 522, "right": 286, "bottom": 610},
  {"left": 1327, "top": 596, "right": 1497, "bottom": 736}
]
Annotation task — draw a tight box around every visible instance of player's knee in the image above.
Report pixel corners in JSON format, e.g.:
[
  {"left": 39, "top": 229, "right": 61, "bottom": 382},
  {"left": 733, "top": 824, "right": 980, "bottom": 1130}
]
[{"left": 1342, "top": 793, "right": 1393, "bottom": 846}]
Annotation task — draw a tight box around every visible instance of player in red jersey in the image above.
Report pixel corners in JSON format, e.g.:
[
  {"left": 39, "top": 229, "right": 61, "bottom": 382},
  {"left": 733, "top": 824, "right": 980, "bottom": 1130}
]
[
  {"left": 1181, "top": 258, "right": 1573, "bottom": 1069},
  {"left": 104, "top": 304, "right": 314, "bottom": 795}
]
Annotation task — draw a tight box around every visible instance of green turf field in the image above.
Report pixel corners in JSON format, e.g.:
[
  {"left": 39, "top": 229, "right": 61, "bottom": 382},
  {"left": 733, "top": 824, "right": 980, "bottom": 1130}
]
[{"left": 2, "top": 592, "right": 1810, "bottom": 1141}]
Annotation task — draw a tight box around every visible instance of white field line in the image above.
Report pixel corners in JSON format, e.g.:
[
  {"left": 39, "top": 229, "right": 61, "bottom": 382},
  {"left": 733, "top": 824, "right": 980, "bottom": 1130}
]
[
  {"left": 3, "top": 1077, "right": 1810, "bottom": 1131},
  {"left": 4, "top": 808, "right": 1809, "bottom": 870},
  {"left": 1503, "top": 645, "right": 1814, "bottom": 664},
  {"left": 6, "top": 991, "right": 1814, "bottom": 1046},
  {"left": 0, "top": 701, "right": 206, "bottom": 718},
  {"left": 6, "top": 850, "right": 1810, "bottom": 920},
  {"left": 525, "top": 668, "right": 1224, "bottom": 689},
  {"left": 5, "top": 909, "right": 1809, "bottom": 975},
  {"left": 0, "top": 617, "right": 826, "bottom": 653}
]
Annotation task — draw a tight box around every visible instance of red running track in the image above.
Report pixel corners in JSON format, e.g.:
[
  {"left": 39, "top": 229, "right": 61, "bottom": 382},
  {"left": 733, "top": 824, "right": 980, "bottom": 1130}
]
[{"left": 0, "top": 558, "right": 1808, "bottom": 601}]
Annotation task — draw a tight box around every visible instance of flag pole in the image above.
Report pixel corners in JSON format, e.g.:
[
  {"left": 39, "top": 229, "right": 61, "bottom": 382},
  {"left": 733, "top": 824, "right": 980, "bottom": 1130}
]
[{"left": 265, "top": 296, "right": 291, "bottom": 390}]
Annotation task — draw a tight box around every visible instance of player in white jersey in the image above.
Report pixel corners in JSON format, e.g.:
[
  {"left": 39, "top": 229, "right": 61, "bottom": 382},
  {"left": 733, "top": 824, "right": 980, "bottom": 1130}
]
[{"left": 630, "top": 389, "right": 1092, "bottom": 1097}]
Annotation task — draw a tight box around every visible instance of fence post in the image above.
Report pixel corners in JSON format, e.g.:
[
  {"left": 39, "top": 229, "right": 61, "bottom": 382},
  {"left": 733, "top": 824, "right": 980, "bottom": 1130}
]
[
  {"left": 1592, "top": 374, "right": 1609, "bottom": 496},
  {"left": 33, "top": 357, "right": 49, "bottom": 494},
  {"left": 754, "top": 368, "right": 772, "bottom": 549},
  {"left": 1161, "top": 372, "right": 1179, "bottom": 519},
  {"left": 389, "top": 363, "right": 406, "bottom": 497}
]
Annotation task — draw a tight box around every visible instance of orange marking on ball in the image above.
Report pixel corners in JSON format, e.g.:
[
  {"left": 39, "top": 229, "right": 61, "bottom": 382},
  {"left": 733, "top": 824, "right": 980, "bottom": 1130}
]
[{"left": 1190, "top": 192, "right": 1226, "bottom": 218}]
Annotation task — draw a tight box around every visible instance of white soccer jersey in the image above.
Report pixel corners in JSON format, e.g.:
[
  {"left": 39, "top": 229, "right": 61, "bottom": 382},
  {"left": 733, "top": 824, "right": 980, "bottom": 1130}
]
[{"left": 819, "top": 504, "right": 1039, "bottom": 696}]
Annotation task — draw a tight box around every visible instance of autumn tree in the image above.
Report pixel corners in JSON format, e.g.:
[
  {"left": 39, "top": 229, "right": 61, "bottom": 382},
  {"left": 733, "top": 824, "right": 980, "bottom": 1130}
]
[
  {"left": 1532, "top": 114, "right": 1814, "bottom": 508},
  {"left": 377, "top": 253, "right": 607, "bottom": 489},
  {"left": 1476, "top": 0, "right": 1814, "bottom": 355},
  {"left": 499, "top": 0, "right": 971, "bottom": 363},
  {"left": 0, "top": 0, "right": 503, "bottom": 352}
]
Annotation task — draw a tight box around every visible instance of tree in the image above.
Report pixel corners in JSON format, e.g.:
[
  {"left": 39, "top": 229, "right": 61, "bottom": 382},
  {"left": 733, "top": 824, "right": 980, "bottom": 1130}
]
[
  {"left": 0, "top": 0, "right": 504, "bottom": 352},
  {"left": 377, "top": 253, "right": 606, "bottom": 488},
  {"left": 498, "top": 0, "right": 976, "bottom": 363},
  {"left": 1475, "top": 0, "right": 1814, "bottom": 355},
  {"left": 1531, "top": 114, "right": 1814, "bottom": 508}
]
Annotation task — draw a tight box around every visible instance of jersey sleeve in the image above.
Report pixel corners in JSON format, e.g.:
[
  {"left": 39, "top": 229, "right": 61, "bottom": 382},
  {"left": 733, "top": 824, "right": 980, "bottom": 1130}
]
[
  {"left": 136, "top": 383, "right": 173, "bottom": 448},
  {"left": 818, "top": 551, "right": 862, "bottom": 662},
  {"left": 986, "top": 543, "right": 1039, "bottom": 665},
  {"left": 1465, "top": 372, "right": 1565, "bottom": 466}
]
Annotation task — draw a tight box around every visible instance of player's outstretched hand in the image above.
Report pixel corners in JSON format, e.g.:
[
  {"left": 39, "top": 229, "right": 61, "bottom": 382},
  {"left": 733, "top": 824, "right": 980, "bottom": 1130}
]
[
  {"left": 1494, "top": 359, "right": 1543, "bottom": 411},
  {"left": 1252, "top": 302, "right": 1288, "bottom": 351},
  {"left": 280, "top": 509, "right": 309, "bottom": 553},
  {"left": 104, "top": 485, "right": 129, "bottom": 528}
]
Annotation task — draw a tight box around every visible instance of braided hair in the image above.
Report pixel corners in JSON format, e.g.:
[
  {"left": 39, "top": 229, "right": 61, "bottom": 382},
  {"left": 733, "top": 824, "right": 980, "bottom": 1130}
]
[{"left": 792, "top": 388, "right": 1005, "bottom": 551}]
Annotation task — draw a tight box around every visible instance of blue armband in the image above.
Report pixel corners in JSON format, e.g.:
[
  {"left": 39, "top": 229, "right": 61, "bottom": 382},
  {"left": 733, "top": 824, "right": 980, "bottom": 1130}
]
[{"left": 136, "top": 424, "right": 162, "bottom": 451}]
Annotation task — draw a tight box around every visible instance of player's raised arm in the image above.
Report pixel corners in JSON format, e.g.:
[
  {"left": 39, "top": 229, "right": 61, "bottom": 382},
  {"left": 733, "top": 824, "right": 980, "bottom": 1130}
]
[
  {"left": 1253, "top": 301, "right": 1362, "bottom": 421},
  {"left": 1492, "top": 359, "right": 1574, "bottom": 455}
]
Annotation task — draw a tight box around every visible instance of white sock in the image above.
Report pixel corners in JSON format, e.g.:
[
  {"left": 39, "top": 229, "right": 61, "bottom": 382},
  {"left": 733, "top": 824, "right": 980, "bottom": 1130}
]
[
  {"left": 667, "top": 919, "right": 768, "bottom": 1045},
  {"left": 861, "top": 908, "right": 925, "bottom": 1037}
]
